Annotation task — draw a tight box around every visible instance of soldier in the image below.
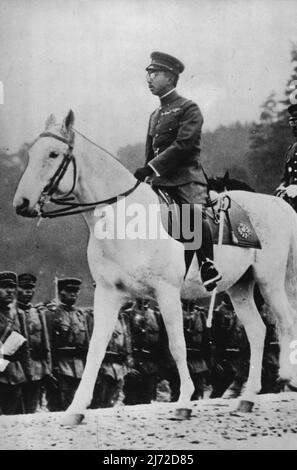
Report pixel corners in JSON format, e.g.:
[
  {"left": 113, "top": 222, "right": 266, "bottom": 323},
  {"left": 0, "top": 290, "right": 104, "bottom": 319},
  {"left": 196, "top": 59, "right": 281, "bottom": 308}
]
[
  {"left": 45, "top": 277, "right": 90, "bottom": 411},
  {"left": 260, "top": 303, "right": 283, "bottom": 394},
  {"left": 163, "top": 300, "right": 210, "bottom": 401},
  {"left": 184, "top": 303, "right": 210, "bottom": 399},
  {"left": 276, "top": 104, "right": 297, "bottom": 211},
  {"left": 17, "top": 273, "right": 52, "bottom": 413},
  {"left": 210, "top": 294, "right": 249, "bottom": 398},
  {"left": 123, "top": 299, "right": 166, "bottom": 405},
  {"left": 134, "top": 51, "right": 221, "bottom": 291},
  {"left": 89, "top": 301, "right": 133, "bottom": 408},
  {"left": 0, "top": 271, "right": 30, "bottom": 415}
]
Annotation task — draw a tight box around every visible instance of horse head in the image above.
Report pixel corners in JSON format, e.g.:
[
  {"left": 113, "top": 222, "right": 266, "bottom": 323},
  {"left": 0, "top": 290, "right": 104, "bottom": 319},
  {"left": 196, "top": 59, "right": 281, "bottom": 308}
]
[
  {"left": 13, "top": 110, "right": 76, "bottom": 218},
  {"left": 208, "top": 171, "right": 255, "bottom": 193}
]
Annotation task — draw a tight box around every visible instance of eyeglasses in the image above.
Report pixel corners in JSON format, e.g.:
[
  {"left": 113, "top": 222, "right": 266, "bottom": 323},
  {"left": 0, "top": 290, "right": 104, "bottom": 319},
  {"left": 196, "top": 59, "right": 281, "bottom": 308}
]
[{"left": 146, "top": 71, "right": 162, "bottom": 80}]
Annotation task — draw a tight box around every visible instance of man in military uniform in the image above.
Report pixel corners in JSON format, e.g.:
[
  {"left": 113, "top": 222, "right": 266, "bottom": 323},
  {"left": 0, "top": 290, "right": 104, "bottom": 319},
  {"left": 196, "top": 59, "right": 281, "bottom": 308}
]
[
  {"left": 184, "top": 303, "right": 210, "bottom": 399},
  {"left": 17, "top": 273, "right": 52, "bottom": 413},
  {"left": 276, "top": 104, "right": 297, "bottom": 211},
  {"left": 210, "top": 294, "right": 249, "bottom": 398},
  {"left": 89, "top": 301, "right": 133, "bottom": 408},
  {"left": 260, "top": 303, "right": 283, "bottom": 394},
  {"left": 0, "top": 272, "right": 30, "bottom": 414},
  {"left": 163, "top": 300, "right": 210, "bottom": 401},
  {"left": 45, "top": 277, "right": 90, "bottom": 411},
  {"left": 123, "top": 299, "right": 166, "bottom": 405},
  {"left": 134, "top": 51, "right": 221, "bottom": 291}
]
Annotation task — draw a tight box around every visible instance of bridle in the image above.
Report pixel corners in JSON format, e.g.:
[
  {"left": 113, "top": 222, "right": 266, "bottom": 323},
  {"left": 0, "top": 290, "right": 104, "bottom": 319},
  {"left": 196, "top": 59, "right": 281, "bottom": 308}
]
[{"left": 36, "top": 130, "right": 141, "bottom": 219}]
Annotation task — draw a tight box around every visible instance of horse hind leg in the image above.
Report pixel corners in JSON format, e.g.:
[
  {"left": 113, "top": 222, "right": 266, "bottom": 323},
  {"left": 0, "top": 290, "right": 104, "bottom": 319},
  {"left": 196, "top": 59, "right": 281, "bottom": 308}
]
[
  {"left": 155, "top": 282, "right": 194, "bottom": 418},
  {"left": 260, "top": 285, "right": 297, "bottom": 386},
  {"left": 228, "top": 277, "right": 266, "bottom": 411}
]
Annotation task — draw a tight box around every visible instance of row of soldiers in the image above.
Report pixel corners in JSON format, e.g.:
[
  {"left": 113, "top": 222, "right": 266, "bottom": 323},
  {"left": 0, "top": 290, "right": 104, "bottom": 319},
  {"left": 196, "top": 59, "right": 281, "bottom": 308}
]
[{"left": 0, "top": 271, "right": 282, "bottom": 415}]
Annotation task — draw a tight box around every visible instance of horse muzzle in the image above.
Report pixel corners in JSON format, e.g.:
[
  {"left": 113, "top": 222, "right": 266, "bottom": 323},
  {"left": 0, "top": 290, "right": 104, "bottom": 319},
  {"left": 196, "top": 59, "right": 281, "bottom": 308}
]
[{"left": 15, "top": 198, "right": 38, "bottom": 218}]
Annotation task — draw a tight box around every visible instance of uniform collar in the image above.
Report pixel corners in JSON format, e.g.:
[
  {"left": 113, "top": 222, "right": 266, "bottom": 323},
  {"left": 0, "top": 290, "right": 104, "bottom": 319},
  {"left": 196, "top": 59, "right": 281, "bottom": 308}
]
[
  {"left": 17, "top": 301, "right": 32, "bottom": 311},
  {"left": 159, "top": 89, "right": 179, "bottom": 107},
  {"left": 59, "top": 301, "right": 75, "bottom": 311},
  {"left": 0, "top": 305, "right": 11, "bottom": 317}
]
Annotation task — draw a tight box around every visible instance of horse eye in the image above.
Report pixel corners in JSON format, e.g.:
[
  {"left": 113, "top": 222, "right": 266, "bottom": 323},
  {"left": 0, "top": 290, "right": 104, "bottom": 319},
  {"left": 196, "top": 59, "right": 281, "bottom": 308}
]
[{"left": 49, "top": 151, "right": 59, "bottom": 159}]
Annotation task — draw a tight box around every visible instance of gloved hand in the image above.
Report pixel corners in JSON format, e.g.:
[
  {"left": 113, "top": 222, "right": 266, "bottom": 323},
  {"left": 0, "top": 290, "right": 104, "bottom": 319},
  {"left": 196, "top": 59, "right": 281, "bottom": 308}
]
[
  {"left": 275, "top": 184, "right": 286, "bottom": 197},
  {"left": 285, "top": 184, "right": 297, "bottom": 199},
  {"left": 134, "top": 166, "right": 153, "bottom": 181}
]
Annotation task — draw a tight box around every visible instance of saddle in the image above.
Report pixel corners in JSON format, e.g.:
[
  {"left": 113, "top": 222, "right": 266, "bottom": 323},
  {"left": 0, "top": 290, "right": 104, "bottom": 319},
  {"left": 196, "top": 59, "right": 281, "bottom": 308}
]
[{"left": 157, "top": 189, "right": 261, "bottom": 250}]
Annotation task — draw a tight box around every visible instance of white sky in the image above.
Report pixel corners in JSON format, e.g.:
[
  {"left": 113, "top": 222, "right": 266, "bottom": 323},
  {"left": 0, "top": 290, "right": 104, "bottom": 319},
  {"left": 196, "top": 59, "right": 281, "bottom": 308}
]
[{"left": 0, "top": 0, "right": 297, "bottom": 153}]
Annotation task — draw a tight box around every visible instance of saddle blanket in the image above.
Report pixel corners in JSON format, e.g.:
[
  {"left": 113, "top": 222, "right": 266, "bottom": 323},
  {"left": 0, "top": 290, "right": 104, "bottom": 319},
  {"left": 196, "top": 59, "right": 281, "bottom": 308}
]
[{"left": 157, "top": 190, "right": 261, "bottom": 250}]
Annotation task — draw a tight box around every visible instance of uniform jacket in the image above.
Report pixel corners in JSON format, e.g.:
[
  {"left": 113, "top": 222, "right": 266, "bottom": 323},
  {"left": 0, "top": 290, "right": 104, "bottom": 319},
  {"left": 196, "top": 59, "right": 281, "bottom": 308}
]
[
  {"left": 281, "top": 141, "right": 297, "bottom": 186},
  {"left": 45, "top": 303, "right": 90, "bottom": 379},
  {"left": 130, "top": 308, "right": 167, "bottom": 375},
  {"left": 0, "top": 305, "right": 30, "bottom": 385},
  {"left": 261, "top": 305, "right": 280, "bottom": 368},
  {"left": 86, "top": 308, "right": 133, "bottom": 381},
  {"left": 18, "top": 303, "right": 52, "bottom": 381},
  {"left": 145, "top": 90, "right": 207, "bottom": 187},
  {"left": 183, "top": 309, "right": 210, "bottom": 374},
  {"left": 211, "top": 305, "right": 249, "bottom": 381},
  {"left": 101, "top": 311, "right": 133, "bottom": 381}
]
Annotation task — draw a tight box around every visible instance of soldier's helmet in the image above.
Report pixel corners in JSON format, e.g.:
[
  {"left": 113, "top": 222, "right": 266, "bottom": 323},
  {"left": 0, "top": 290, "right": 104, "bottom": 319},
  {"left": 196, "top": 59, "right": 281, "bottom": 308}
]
[
  {"left": 288, "top": 105, "right": 297, "bottom": 132},
  {"left": 122, "top": 300, "right": 135, "bottom": 312},
  {"left": 18, "top": 273, "right": 37, "bottom": 289},
  {"left": 0, "top": 271, "right": 17, "bottom": 288},
  {"left": 288, "top": 104, "right": 297, "bottom": 119},
  {"left": 57, "top": 277, "right": 82, "bottom": 292}
]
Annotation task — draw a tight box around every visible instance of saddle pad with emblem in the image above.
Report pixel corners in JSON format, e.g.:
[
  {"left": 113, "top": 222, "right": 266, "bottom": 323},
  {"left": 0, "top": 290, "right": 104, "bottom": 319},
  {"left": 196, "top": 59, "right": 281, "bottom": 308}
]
[
  {"left": 157, "top": 190, "right": 261, "bottom": 249},
  {"left": 205, "top": 196, "right": 261, "bottom": 249}
]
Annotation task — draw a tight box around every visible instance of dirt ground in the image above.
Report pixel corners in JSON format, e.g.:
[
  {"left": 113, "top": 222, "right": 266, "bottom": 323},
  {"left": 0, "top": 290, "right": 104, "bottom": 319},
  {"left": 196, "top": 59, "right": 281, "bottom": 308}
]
[{"left": 1, "top": 392, "right": 297, "bottom": 450}]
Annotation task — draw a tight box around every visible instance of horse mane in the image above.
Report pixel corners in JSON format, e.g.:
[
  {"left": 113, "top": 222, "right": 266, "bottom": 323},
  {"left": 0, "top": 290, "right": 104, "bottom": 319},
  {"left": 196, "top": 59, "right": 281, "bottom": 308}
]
[{"left": 208, "top": 172, "right": 255, "bottom": 193}]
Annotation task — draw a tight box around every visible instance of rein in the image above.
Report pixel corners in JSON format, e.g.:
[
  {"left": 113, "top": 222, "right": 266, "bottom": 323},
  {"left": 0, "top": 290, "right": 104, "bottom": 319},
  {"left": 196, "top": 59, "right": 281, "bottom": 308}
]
[{"left": 37, "top": 131, "right": 141, "bottom": 219}]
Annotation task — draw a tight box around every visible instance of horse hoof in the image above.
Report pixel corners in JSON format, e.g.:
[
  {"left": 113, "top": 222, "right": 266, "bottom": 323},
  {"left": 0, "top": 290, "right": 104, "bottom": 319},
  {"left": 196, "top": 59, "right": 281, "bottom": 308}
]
[
  {"left": 61, "top": 413, "right": 85, "bottom": 427},
  {"left": 174, "top": 408, "right": 192, "bottom": 420},
  {"left": 236, "top": 400, "right": 254, "bottom": 413},
  {"left": 287, "top": 380, "right": 297, "bottom": 392}
]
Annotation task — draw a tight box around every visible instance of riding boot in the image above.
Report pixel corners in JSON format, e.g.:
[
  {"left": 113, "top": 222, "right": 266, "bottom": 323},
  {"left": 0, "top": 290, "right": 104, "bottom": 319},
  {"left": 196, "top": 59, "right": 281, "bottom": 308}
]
[{"left": 197, "top": 217, "right": 222, "bottom": 291}]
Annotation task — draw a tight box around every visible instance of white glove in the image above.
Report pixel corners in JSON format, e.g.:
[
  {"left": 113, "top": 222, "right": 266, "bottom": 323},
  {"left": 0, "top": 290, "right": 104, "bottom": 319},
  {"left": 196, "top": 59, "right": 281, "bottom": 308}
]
[
  {"left": 275, "top": 184, "right": 286, "bottom": 196},
  {"left": 285, "top": 185, "right": 297, "bottom": 199}
]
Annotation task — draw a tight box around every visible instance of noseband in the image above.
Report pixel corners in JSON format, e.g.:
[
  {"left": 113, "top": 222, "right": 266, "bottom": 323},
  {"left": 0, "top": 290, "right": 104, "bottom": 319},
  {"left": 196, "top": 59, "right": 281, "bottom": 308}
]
[
  {"left": 37, "top": 131, "right": 140, "bottom": 219},
  {"left": 39, "top": 131, "right": 76, "bottom": 198}
]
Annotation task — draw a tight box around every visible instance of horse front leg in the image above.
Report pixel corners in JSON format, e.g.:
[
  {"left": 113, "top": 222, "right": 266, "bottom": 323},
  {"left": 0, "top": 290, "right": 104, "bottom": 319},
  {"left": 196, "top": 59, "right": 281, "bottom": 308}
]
[
  {"left": 228, "top": 281, "right": 266, "bottom": 412},
  {"left": 62, "top": 283, "right": 123, "bottom": 425},
  {"left": 156, "top": 282, "right": 194, "bottom": 418}
]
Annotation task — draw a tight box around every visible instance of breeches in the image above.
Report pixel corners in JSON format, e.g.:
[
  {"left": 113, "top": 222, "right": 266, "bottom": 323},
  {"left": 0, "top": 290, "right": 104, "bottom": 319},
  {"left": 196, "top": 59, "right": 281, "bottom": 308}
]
[
  {"left": 46, "top": 375, "right": 80, "bottom": 412},
  {"left": 157, "top": 182, "right": 213, "bottom": 260}
]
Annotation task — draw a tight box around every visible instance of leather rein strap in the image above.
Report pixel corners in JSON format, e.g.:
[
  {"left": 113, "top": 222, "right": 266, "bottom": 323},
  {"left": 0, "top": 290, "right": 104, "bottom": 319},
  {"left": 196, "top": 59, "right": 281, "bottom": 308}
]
[{"left": 37, "top": 131, "right": 141, "bottom": 218}]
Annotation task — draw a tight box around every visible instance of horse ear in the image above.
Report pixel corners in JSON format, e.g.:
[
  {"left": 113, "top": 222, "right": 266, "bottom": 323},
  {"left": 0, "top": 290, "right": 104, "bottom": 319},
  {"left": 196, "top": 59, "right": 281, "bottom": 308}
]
[
  {"left": 45, "top": 114, "right": 56, "bottom": 130},
  {"left": 61, "top": 110, "right": 75, "bottom": 135},
  {"left": 224, "top": 171, "right": 230, "bottom": 181}
]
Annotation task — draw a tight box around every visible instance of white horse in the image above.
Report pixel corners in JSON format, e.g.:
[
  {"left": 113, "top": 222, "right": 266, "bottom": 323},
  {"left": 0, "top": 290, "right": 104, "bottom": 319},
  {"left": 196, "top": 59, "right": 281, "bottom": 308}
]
[{"left": 13, "top": 110, "right": 297, "bottom": 425}]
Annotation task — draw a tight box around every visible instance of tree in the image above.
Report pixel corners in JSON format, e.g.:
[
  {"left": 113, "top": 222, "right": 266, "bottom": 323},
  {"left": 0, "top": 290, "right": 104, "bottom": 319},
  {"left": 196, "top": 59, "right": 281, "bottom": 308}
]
[{"left": 247, "top": 44, "right": 297, "bottom": 193}]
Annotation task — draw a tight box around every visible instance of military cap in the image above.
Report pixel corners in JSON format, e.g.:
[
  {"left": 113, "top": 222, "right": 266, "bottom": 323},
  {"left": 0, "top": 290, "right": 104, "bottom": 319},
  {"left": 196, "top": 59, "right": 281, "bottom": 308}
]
[
  {"left": 288, "top": 104, "right": 297, "bottom": 118},
  {"left": 146, "top": 51, "right": 185, "bottom": 76},
  {"left": 0, "top": 271, "right": 17, "bottom": 287},
  {"left": 18, "top": 273, "right": 37, "bottom": 288},
  {"left": 122, "top": 300, "right": 135, "bottom": 311},
  {"left": 57, "top": 277, "right": 82, "bottom": 291}
]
